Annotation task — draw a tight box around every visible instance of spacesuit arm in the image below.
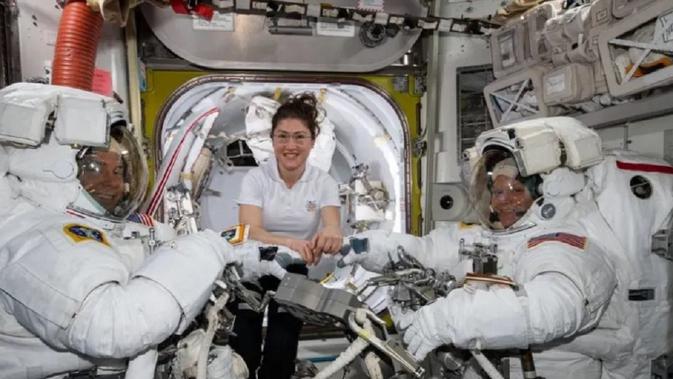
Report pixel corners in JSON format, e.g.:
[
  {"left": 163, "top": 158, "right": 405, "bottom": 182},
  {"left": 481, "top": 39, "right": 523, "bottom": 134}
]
[
  {"left": 403, "top": 272, "right": 587, "bottom": 360},
  {"left": 341, "top": 223, "right": 471, "bottom": 273},
  {"left": 66, "top": 230, "right": 230, "bottom": 358},
  {"left": 62, "top": 278, "right": 183, "bottom": 358},
  {"left": 404, "top": 240, "right": 617, "bottom": 359}
]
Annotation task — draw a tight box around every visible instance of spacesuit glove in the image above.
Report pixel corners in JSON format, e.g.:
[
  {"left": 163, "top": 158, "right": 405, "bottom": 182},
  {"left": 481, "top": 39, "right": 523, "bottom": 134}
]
[
  {"left": 388, "top": 302, "right": 417, "bottom": 332},
  {"left": 187, "top": 229, "right": 236, "bottom": 266},
  {"left": 339, "top": 230, "right": 404, "bottom": 272},
  {"left": 403, "top": 298, "right": 453, "bottom": 361},
  {"left": 231, "top": 241, "right": 287, "bottom": 281}
]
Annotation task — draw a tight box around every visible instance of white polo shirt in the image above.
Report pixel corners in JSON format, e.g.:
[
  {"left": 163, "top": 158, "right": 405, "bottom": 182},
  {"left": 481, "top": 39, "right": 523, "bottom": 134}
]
[{"left": 237, "top": 159, "right": 341, "bottom": 240}]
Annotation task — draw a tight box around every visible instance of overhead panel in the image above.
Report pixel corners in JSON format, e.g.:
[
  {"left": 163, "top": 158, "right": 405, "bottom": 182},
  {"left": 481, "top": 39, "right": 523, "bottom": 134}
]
[{"left": 141, "top": 1, "right": 426, "bottom": 72}]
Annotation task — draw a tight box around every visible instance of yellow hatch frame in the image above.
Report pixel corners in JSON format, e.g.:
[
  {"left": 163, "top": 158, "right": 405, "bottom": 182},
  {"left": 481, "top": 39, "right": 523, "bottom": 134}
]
[{"left": 141, "top": 69, "right": 423, "bottom": 235}]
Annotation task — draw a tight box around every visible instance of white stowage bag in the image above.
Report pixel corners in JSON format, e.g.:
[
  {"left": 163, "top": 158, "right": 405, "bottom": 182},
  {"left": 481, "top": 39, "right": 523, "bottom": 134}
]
[
  {"left": 207, "top": 346, "right": 249, "bottom": 379},
  {"left": 244, "top": 95, "right": 336, "bottom": 172},
  {"left": 173, "top": 330, "right": 248, "bottom": 379}
]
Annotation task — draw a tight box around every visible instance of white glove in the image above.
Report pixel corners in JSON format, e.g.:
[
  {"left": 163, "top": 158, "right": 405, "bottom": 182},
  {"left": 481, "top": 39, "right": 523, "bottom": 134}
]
[
  {"left": 198, "top": 230, "right": 287, "bottom": 280},
  {"left": 339, "top": 230, "right": 404, "bottom": 272},
  {"left": 403, "top": 299, "right": 452, "bottom": 361},
  {"left": 231, "top": 241, "right": 287, "bottom": 281},
  {"left": 388, "top": 302, "right": 417, "bottom": 332}
]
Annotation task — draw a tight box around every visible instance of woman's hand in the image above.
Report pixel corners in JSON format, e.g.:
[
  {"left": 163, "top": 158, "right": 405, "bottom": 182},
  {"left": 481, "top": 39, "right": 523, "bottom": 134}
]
[
  {"left": 287, "top": 238, "right": 319, "bottom": 265},
  {"left": 311, "top": 226, "right": 343, "bottom": 255}
]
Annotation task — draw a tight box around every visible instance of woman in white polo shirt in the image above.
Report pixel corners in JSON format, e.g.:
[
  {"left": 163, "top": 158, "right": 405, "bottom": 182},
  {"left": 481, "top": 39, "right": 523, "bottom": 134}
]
[{"left": 233, "top": 93, "right": 342, "bottom": 379}]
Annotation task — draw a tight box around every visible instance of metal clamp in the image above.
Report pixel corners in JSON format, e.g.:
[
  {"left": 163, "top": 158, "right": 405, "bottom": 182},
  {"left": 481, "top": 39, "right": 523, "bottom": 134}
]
[{"left": 348, "top": 309, "right": 425, "bottom": 378}]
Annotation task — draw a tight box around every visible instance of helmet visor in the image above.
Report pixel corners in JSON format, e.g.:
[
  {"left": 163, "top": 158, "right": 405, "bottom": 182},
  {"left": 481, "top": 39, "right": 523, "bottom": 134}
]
[{"left": 77, "top": 125, "right": 147, "bottom": 220}]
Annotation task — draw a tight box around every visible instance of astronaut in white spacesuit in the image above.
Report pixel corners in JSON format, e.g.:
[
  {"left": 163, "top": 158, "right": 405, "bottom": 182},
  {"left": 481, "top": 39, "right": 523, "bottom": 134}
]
[
  {"left": 0, "top": 83, "right": 284, "bottom": 379},
  {"left": 342, "top": 117, "right": 633, "bottom": 378}
]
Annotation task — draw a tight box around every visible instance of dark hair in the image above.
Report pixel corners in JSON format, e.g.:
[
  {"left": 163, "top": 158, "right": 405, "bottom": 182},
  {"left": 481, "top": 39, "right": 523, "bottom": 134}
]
[{"left": 271, "top": 93, "right": 322, "bottom": 139}]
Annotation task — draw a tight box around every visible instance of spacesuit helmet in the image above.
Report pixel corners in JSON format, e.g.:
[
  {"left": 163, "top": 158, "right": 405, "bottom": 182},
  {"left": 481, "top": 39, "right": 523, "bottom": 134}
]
[
  {"left": 0, "top": 83, "right": 147, "bottom": 221},
  {"left": 465, "top": 117, "right": 604, "bottom": 231},
  {"left": 469, "top": 147, "right": 543, "bottom": 231},
  {"left": 74, "top": 119, "right": 147, "bottom": 221}
]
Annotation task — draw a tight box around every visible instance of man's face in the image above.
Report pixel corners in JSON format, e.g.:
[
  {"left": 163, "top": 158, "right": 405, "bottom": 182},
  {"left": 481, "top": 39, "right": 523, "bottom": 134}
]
[
  {"left": 490, "top": 174, "right": 534, "bottom": 228},
  {"left": 79, "top": 150, "right": 125, "bottom": 213}
]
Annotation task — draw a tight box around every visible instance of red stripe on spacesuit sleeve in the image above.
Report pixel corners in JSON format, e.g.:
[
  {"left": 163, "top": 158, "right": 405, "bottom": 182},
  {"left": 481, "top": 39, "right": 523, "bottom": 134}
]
[
  {"left": 528, "top": 232, "right": 587, "bottom": 250},
  {"left": 616, "top": 161, "right": 673, "bottom": 174}
]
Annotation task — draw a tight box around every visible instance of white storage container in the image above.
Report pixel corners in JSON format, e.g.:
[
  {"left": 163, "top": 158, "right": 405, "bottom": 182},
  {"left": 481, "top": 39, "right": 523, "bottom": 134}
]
[
  {"left": 566, "top": 0, "right": 613, "bottom": 64},
  {"left": 528, "top": 1, "right": 562, "bottom": 62},
  {"left": 543, "top": 63, "right": 595, "bottom": 105},
  {"left": 590, "top": 0, "right": 614, "bottom": 29},
  {"left": 484, "top": 65, "right": 555, "bottom": 126},
  {"left": 491, "top": 20, "right": 528, "bottom": 78},
  {"left": 598, "top": 1, "right": 673, "bottom": 97}
]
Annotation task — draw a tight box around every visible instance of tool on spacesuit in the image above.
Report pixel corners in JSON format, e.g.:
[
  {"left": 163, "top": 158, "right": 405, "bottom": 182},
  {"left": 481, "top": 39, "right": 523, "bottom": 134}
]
[
  {"left": 365, "top": 246, "right": 457, "bottom": 311},
  {"left": 458, "top": 238, "right": 498, "bottom": 276}
]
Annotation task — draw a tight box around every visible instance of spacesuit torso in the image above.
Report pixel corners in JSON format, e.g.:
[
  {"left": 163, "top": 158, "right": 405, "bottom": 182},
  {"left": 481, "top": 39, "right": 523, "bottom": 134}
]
[
  {"left": 419, "top": 199, "right": 616, "bottom": 379},
  {"left": 0, "top": 196, "right": 167, "bottom": 378}
]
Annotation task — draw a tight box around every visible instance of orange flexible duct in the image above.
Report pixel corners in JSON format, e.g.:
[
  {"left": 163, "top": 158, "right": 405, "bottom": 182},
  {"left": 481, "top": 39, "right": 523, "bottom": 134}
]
[{"left": 51, "top": 0, "right": 103, "bottom": 91}]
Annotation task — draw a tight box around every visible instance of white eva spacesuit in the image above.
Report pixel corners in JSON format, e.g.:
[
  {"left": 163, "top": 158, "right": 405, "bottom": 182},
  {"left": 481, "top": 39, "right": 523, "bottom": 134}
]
[
  {"left": 342, "top": 117, "right": 673, "bottom": 378},
  {"left": 0, "top": 83, "right": 284, "bottom": 379}
]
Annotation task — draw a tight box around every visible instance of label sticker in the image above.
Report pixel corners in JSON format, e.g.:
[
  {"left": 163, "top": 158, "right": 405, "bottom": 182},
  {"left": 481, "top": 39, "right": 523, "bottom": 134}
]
[
  {"left": 656, "top": 10, "right": 673, "bottom": 43},
  {"left": 545, "top": 72, "right": 567, "bottom": 95},
  {"left": 316, "top": 21, "right": 356, "bottom": 37},
  {"left": 193, "top": 12, "right": 235, "bottom": 32},
  {"left": 357, "top": 0, "right": 384, "bottom": 12}
]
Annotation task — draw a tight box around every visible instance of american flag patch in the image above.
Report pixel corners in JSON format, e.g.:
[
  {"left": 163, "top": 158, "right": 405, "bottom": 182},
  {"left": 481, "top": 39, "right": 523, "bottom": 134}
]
[
  {"left": 128, "top": 213, "right": 155, "bottom": 227},
  {"left": 527, "top": 232, "right": 587, "bottom": 250}
]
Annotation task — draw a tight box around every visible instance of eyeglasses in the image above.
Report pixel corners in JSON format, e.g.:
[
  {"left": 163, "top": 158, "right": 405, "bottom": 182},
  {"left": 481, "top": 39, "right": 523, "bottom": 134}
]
[{"left": 272, "top": 132, "right": 312, "bottom": 145}]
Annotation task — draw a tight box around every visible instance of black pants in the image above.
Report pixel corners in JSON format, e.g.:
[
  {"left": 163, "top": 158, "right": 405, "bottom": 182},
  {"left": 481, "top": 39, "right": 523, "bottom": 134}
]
[{"left": 229, "top": 264, "right": 307, "bottom": 379}]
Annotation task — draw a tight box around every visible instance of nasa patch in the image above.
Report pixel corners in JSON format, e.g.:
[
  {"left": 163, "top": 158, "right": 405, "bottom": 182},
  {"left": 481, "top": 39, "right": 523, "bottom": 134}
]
[
  {"left": 305, "top": 200, "right": 318, "bottom": 212},
  {"left": 63, "top": 224, "right": 110, "bottom": 247}
]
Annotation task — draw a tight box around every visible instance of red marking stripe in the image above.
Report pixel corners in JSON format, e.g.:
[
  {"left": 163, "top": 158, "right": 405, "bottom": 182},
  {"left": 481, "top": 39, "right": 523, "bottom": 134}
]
[
  {"left": 146, "top": 108, "right": 218, "bottom": 216},
  {"left": 616, "top": 161, "right": 673, "bottom": 175},
  {"left": 528, "top": 232, "right": 587, "bottom": 250}
]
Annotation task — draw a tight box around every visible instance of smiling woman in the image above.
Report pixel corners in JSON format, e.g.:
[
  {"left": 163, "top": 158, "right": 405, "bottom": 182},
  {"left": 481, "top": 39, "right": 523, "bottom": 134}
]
[{"left": 232, "top": 93, "right": 342, "bottom": 379}]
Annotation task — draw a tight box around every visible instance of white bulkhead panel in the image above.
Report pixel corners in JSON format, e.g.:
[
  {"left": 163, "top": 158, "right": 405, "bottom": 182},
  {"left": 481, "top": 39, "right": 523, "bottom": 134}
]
[{"left": 154, "top": 78, "right": 410, "bottom": 237}]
